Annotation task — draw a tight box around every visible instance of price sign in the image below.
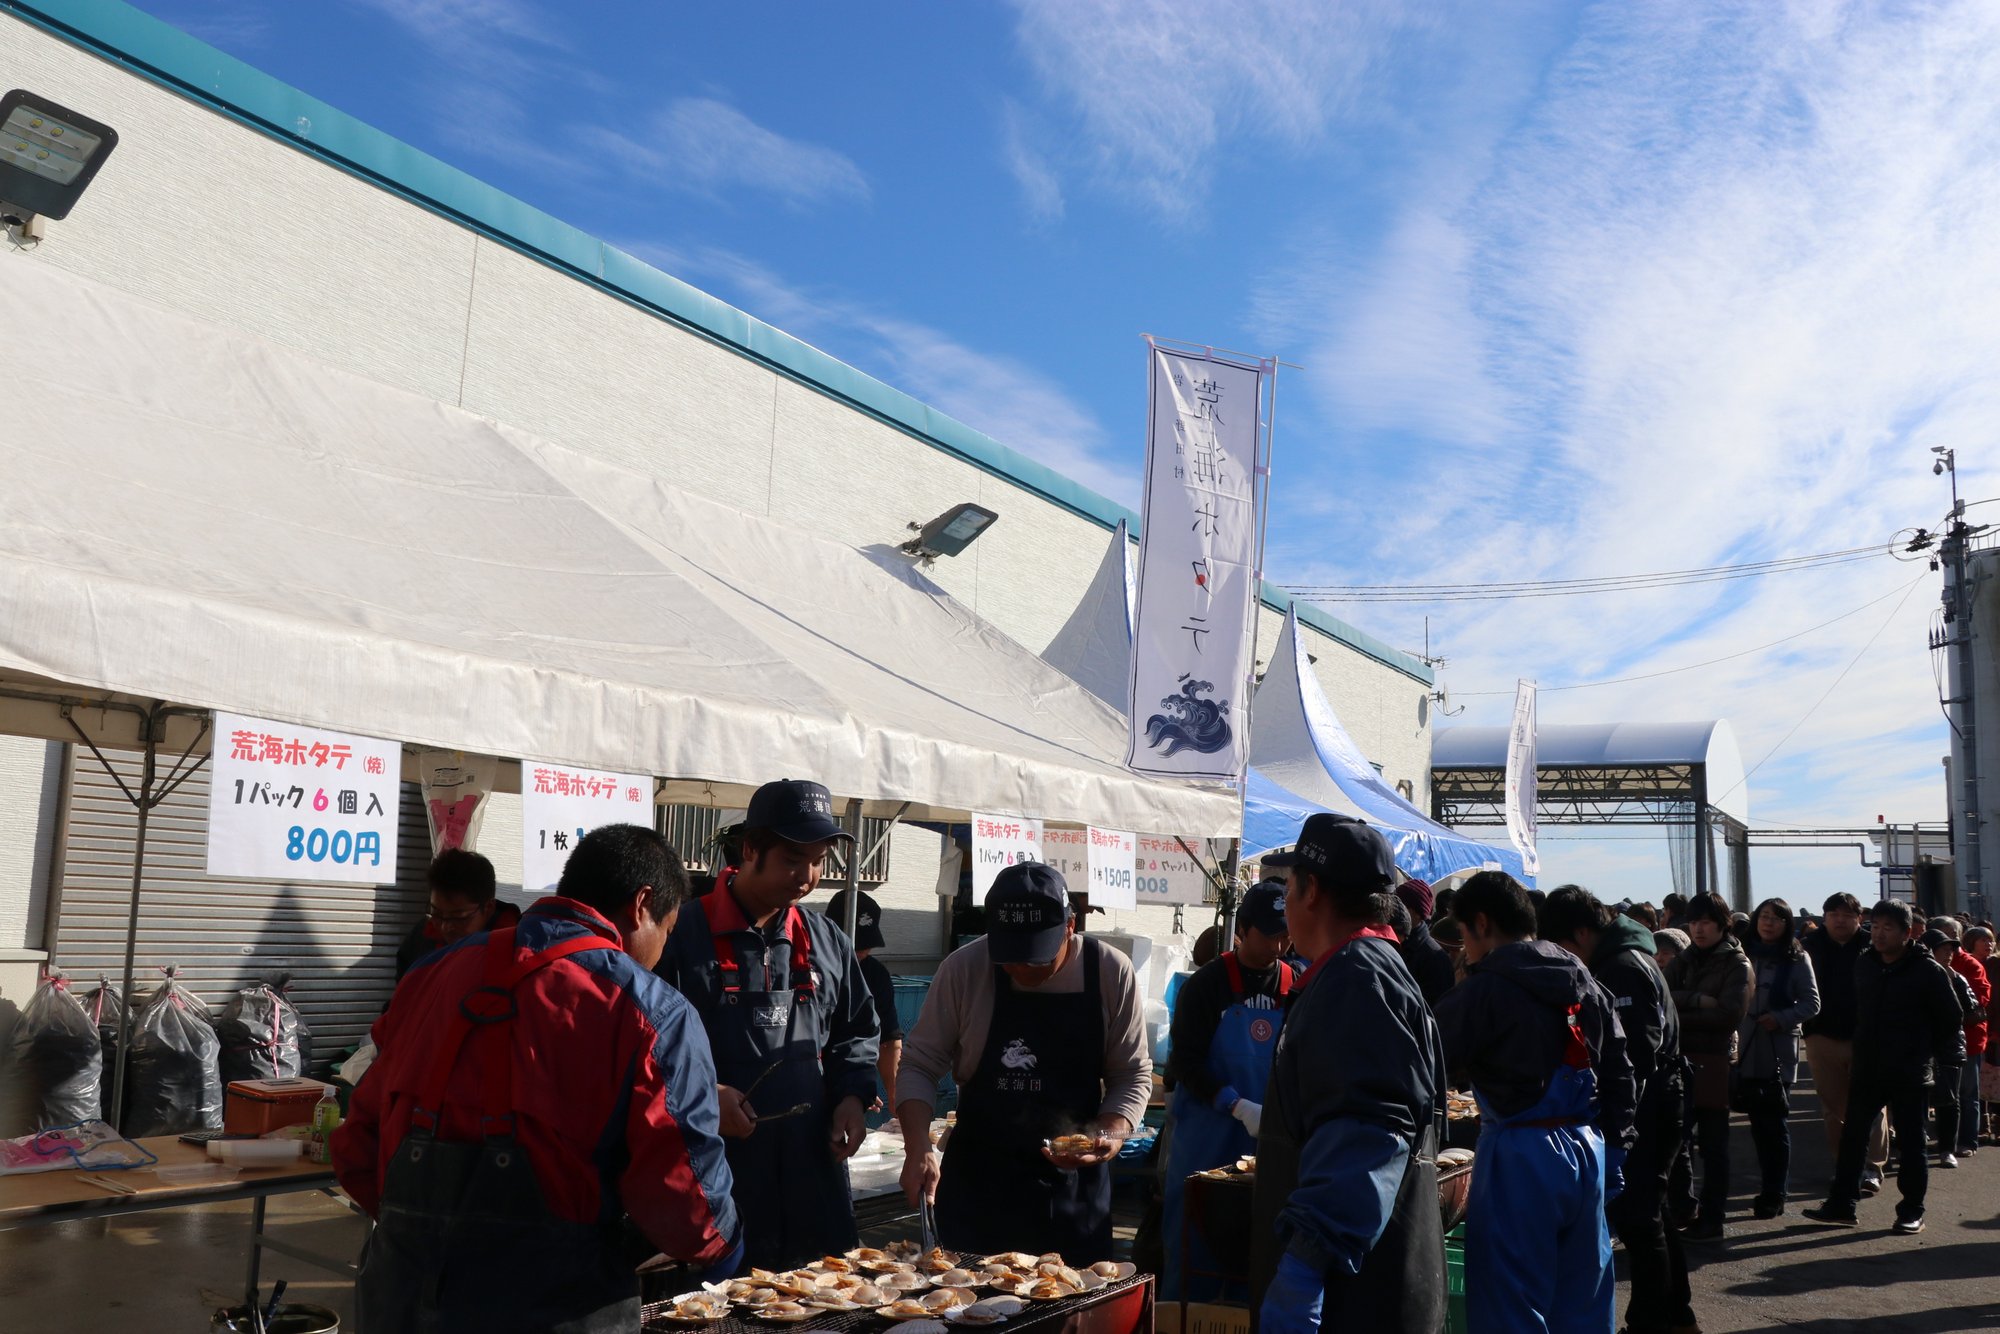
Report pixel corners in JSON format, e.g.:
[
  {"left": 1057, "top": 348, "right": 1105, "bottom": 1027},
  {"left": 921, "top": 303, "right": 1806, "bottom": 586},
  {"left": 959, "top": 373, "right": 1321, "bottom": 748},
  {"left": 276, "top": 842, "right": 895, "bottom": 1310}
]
[
  {"left": 522, "top": 764, "right": 652, "bottom": 892},
  {"left": 1040, "top": 828, "right": 1090, "bottom": 884},
  {"left": 1086, "top": 827, "right": 1138, "bottom": 909},
  {"left": 1135, "top": 835, "right": 1217, "bottom": 906},
  {"left": 207, "top": 711, "right": 401, "bottom": 884},
  {"left": 970, "top": 813, "right": 1044, "bottom": 897}
]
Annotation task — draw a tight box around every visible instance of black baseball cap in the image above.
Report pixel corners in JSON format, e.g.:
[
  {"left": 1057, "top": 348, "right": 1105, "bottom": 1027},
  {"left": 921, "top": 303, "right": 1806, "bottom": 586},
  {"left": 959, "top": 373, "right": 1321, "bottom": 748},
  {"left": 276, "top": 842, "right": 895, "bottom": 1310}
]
[
  {"left": 1919, "top": 928, "right": 1957, "bottom": 952},
  {"left": 1260, "top": 812, "right": 1395, "bottom": 888},
  {"left": 744, "top": 779, "right": 853, "bottom": 845},
  {"left": 1238, "top": 880, "right": 1288, "bottom": 936},
  {"left": 985, "top": 862, "right": 1073, "bottom": 965},
  {"left": 824, "top": 889, "right": 885, "bottom": 951}
]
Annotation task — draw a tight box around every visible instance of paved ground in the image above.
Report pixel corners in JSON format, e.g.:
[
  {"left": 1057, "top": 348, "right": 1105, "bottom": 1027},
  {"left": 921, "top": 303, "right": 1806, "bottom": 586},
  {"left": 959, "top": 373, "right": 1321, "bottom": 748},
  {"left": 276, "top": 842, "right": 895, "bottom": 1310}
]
[{"left": 2, "top": 1074, "right": 1994, "bottom": 1331}]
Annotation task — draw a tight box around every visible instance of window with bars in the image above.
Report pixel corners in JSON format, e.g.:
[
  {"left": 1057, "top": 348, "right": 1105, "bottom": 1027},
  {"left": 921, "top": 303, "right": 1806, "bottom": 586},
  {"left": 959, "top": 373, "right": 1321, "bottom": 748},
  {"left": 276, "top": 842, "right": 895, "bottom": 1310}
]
[{"left": 658, "top": 803, "right": 895, "bottom": 882}]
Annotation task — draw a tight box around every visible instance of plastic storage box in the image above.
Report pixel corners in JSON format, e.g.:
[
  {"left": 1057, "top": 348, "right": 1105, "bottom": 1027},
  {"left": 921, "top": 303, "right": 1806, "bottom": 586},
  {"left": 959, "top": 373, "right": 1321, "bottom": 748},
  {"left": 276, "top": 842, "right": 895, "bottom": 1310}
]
[{"left": 223, "top": 1077, "right": 333, "bottom": 1135}]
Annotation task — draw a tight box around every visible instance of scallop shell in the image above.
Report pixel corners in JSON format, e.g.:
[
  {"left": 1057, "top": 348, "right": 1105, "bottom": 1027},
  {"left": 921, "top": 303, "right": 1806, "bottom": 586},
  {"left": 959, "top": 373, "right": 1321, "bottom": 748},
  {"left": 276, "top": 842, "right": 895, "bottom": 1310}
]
[
  {"left": 971, "top": 1297, "right": 1026, "bottom": 1317},
  {"left": 878, "top": 1300, "right": 938, "bottom": 1321},
  {"left": 848, "top": 1284, "right": 890, "bottom": 1306},
  {"left": 918, "top": 1247, "right": 958, "bottom": 1274},
  {"left": 981, "top": 1253, "right": 1040, "bottom": 1270},
  {"left": 880, "top": 1270, "right": 932, "bottom": 1292},
  {"left": 1088, "top": 1261, "right": 1136, "bottom": 1281}
]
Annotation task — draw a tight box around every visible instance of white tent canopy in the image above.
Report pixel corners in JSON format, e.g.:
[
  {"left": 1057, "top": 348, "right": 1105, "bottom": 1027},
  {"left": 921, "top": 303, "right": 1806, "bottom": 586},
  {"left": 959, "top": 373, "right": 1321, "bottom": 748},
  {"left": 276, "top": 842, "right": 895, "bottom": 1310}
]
[{"left": 0, "top": 257, "right": 1237, "bottom": 836}]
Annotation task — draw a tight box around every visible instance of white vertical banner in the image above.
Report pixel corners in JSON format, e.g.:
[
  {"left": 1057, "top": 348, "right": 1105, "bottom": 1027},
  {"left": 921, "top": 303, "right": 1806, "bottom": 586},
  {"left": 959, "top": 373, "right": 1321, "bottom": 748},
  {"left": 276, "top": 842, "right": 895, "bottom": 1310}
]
[
  {"left": 1128, "top": 343, "right": 1266, "bottom": 780},
  {"left": 1086, "top": 827, "right": 1138, "bottom": 909},
  {"left": 970, "top": 813, "right": 1045, "bottom": 896},
  {"left": 1505, "top": 680, "right": 1540, "bottom": 878},
  {"left": 521, "top": 763, "right": 653, "bottom": 893}
]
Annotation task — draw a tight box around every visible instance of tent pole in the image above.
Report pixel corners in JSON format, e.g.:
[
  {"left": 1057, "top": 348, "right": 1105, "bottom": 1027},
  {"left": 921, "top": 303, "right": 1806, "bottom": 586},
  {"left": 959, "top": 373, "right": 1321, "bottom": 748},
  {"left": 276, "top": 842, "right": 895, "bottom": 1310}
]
[
  {"left": 841, "top": 799, "right": 863, "bottom": 939},
  {"left": 106, "top": 725, "right": 157, "bottom": 1134}
]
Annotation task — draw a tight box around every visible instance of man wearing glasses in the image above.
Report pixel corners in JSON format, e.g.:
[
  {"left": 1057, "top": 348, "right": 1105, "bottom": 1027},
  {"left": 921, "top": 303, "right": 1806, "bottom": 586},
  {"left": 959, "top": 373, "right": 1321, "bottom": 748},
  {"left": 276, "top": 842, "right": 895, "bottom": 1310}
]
[{"left": 396, "top": 848, "right": 519, "bottom": 980}]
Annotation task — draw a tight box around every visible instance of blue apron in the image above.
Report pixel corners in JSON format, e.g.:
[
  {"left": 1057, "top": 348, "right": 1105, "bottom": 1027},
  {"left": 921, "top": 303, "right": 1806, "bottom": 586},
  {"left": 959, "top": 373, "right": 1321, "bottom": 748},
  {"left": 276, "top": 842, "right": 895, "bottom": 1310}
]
[
  {"left": 698, "top": 885, "right": 856, "bottom": 1272},
  {"left": 1465, "top": 1003, "right": 1613, "bottom": 1334},
  {"left": 1163, "top": 952, "right": 1292, "bottom": 1303}
]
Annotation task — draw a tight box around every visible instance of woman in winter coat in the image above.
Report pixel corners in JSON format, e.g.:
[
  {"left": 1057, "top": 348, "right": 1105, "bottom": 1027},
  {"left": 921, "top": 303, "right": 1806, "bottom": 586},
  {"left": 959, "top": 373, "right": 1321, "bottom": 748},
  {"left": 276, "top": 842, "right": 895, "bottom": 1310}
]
[
  {"left": 1665, "top": 893, "right": 1753, "bottom": 1239},
  {"left": 1737, "top": 898, "right": 1820, "bottom": 1217}
]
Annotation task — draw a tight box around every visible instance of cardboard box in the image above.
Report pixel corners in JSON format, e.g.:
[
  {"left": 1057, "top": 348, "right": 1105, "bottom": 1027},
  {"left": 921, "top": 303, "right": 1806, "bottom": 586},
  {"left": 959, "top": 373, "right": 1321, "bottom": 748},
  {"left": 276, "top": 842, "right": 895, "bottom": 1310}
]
[{"left": 224, "top": 1077, "right": 333, "bottom": 1135}]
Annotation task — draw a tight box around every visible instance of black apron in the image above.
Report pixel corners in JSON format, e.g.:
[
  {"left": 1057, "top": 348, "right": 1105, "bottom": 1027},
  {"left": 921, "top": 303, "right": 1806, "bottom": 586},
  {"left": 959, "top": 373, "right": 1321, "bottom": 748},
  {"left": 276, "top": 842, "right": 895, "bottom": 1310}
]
[
  {"left": 1250, "top": 946, "right": 1446, "bottom": 1334},
  {"left": 935, "top": 936, "right": 1114, "bottom": 1261},
  {"left": 700, "top": 889, "right": 856, "bottom": 1270},
  {"left": 360, "top": 929, "right": 641, "bottom": 1334}
]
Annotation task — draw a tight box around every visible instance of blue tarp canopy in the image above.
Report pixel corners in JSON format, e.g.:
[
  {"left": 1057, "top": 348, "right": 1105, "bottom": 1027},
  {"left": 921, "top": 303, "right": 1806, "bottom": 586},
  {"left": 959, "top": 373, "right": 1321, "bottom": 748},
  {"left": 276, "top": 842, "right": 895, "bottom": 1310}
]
[{"left": 1247, "top": 607, "right": 1529, "bottom": 884}]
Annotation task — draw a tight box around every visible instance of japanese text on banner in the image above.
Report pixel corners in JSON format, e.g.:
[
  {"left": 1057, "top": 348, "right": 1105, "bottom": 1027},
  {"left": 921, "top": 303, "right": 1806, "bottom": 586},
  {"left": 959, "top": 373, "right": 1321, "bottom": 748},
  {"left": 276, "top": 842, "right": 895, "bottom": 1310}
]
[
  {"left": 1128, "top": 345, "right": 1264, "bottom": 780},
  {"left": 1086, "top": 827, "right": 1138, "bottom": 910},
  {"left": 522, "top": 764, "right": 653, "bottom": 892},
  {"left": 1505, "top": 681, "right": 1540, "bottom": 878},
  {"left": 207, "top": 711, "right": 401, "bottom": 884},
  {"left": 970, "top": 813, "right": 1044, "bottom": 897}
]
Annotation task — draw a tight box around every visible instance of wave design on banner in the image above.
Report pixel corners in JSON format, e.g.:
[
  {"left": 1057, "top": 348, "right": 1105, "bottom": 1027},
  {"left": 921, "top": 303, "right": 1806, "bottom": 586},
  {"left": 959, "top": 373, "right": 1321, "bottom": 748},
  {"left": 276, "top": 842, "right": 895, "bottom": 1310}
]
[{"left": 1145, "top": 676, "right": 1233, "bottom": 756}]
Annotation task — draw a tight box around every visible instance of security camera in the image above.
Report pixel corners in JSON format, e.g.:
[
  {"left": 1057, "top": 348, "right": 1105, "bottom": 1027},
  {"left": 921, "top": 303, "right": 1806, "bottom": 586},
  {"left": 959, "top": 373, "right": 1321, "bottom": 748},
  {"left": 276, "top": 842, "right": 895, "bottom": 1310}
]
[{"left": 1935, "top": 460, "right": 1946, "bottom": 476}]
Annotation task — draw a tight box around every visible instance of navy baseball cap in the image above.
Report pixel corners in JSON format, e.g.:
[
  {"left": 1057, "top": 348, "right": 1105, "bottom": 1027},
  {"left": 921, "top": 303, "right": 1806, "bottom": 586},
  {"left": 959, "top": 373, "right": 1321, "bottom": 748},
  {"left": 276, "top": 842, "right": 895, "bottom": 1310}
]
[
  {"left": 744, "top": 779, "right": 853, "bottom": 845},
  {"left": 1238, "top": 880, "right": 1288, "bottom": 936},
  {"left": 985, "top": 862, "right": 1073, "bottom": 965},
  {"left": 1261, "top": 813, "right": 1395, "bottom": 889},
  {"left": 824, "top": 889, "right": 886, "bottom": 951}
]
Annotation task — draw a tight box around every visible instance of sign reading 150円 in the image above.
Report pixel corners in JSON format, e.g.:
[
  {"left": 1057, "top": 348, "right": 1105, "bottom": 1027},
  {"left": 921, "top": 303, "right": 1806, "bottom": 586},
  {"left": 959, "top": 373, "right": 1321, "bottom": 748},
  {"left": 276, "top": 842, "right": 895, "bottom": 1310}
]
[{"left": 206, "top": 711, "right": 402, "bottom": 883}]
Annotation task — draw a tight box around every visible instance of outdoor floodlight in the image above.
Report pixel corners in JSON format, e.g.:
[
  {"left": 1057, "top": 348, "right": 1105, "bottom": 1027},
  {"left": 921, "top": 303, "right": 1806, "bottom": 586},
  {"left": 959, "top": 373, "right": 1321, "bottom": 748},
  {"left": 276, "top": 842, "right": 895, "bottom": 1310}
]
[
  {"left": 902, "top": 503, "right": 999, "bottom": 561},
  {"left": 0, "top": 89, "right": 118, "bottom": 225}
]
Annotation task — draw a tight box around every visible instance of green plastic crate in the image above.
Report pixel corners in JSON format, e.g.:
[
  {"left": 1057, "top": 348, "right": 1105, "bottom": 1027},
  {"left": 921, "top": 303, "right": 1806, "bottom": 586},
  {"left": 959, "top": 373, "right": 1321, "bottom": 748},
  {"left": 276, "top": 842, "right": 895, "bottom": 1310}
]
[{"left": 1444, "top": 1224, "right": 1467, "bottom": 1334}]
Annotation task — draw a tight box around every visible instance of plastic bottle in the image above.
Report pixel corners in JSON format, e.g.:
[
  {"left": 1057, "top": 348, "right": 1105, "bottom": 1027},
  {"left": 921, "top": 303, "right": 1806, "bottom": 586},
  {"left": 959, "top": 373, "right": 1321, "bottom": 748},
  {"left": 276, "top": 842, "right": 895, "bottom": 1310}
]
[{"left": 309, "top": 1086, "right": 340, "bottom": 1163}]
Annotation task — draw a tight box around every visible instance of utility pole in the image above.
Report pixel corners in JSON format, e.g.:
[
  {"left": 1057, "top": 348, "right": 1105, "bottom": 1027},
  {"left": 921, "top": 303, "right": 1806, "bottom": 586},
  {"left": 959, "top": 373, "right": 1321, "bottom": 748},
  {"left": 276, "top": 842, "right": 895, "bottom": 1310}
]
[{"left": 1934, "top": 447, "right": 1988, "bottom": 920}]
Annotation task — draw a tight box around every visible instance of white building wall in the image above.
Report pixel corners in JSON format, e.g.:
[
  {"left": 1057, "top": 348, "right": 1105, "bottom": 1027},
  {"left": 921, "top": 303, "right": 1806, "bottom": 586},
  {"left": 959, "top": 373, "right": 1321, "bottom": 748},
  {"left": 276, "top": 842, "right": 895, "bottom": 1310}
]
[{"left": 0, "top": 11, "right": 1433, "bottom": 971}]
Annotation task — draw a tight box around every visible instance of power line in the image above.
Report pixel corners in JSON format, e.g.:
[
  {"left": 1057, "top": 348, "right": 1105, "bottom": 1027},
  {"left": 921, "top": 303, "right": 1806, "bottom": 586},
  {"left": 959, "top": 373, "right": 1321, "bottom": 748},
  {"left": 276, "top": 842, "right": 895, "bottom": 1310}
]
[
  {"left": 1452, "top": 576, "right": 1927, "bottom": 697},
  {"left": 1283, "top": 543, "right": 1890, "bottom": 603},
  {"left": 1709, "top": 578, "right": 1925, "bottom": 807}
]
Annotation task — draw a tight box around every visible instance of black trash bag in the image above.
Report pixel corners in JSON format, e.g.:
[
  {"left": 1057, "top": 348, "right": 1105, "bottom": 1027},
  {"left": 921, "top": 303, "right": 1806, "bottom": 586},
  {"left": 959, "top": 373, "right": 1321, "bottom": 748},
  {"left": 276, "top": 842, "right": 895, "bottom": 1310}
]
[
  {"left": 85, "top": 979, "right": 128, "bottom": 1121},
  {"left": 217, "top": 975, "right": 314, "bottom": 1082},
  {"left": 11, "top": 971, "right": 101, "bottom": 1129},
  {"left": 123, "top": 968, "right": 222, "bottom": 1137}
]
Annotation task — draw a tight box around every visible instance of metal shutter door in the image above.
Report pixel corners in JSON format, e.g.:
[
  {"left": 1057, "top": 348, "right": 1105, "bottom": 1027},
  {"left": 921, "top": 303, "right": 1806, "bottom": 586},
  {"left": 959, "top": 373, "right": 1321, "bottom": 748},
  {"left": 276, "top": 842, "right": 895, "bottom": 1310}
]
[{"left": 51, "top": 746, "right": 429, "bottom": 1056}]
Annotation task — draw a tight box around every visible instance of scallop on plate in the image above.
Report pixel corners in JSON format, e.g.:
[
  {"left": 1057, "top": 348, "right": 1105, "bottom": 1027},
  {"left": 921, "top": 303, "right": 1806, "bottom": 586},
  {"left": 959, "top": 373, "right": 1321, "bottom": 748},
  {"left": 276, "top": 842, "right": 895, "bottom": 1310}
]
[
  {"left": 1088, "top": 1262, "right": 1138, "bottom": 1282},
  {"left": 877, "top": 1299, "right": 945, "bottom": 1322},
  {"left": 949, "top": 1296, "right": 1027, "bottom": 1326},
  {"left": 878, "top": 1270, "right": 933, "bottom": 1292},
  {"left": 660, "top": 1292, "right": 731, "bottom": 1324}
]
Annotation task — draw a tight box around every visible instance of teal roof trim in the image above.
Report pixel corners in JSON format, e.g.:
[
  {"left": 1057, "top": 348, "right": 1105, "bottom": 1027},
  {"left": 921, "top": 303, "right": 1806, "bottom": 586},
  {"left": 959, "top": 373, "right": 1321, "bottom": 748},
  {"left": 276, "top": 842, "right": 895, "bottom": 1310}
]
[{"left": 2, "top": 0, "right": 1431, "bottom": 688}]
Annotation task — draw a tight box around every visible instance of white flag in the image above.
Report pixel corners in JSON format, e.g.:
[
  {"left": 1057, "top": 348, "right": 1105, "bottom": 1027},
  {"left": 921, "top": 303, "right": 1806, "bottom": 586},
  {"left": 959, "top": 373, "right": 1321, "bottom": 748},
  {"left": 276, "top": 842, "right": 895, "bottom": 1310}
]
[
  {"left": 1128, "top": 344, "right": 1265, "bottom": 780},
  {"left": 1505, "top": 680, "right": 1540, "bottom": 877}
]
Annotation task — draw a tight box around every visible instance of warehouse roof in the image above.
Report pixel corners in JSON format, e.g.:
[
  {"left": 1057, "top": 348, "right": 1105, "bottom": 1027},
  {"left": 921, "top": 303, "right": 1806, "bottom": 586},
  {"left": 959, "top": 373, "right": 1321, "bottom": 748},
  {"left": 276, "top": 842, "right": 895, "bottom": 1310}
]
[{"left": 2, "top": 0, "right": 1431, "bottom": 687}]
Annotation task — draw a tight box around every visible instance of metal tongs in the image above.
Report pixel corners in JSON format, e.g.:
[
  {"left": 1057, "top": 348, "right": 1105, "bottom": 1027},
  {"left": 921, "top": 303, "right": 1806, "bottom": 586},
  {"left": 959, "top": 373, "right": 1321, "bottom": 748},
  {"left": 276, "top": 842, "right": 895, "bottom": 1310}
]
[{"left": 920, "top": 1190, "right": 937, "bottom": 1254}]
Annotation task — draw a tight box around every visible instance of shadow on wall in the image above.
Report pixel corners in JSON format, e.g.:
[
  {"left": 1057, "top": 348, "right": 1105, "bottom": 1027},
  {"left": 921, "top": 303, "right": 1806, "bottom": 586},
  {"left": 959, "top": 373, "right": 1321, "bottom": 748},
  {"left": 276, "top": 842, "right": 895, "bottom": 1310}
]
[{"left": 0, "top": 981, "right": 29, "bottom": 1136}]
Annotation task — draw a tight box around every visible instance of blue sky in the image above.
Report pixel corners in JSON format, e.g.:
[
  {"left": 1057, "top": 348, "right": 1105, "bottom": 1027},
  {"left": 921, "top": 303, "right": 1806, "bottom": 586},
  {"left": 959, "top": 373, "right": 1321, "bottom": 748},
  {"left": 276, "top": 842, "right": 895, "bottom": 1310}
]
[{"left": 135, "top": 0, "right": 2000, "bottom": 905}]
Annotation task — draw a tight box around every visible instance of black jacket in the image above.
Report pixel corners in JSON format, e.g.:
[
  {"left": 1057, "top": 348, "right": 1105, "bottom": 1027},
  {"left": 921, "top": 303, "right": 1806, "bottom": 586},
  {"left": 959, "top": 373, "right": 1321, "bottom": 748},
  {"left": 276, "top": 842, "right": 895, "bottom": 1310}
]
[
  {"left": 1802, "top": 928, "right": 1869, "bottom": 1040},
  {"left": 1942, "top": 966, "right": 1976, "bottom": 1067},
  {"left": 1437, "top": 939, "right": 1638, "bottom": 1151},
  {"left": 1398, "top": 921, "right": 1457, "bottom": 1009},
  {"left": 1166, "top": 951, "right": 1293, "bottom": 1102},
  {"left": 1588, "top": 914, "right": 1680, "bottom": 1106},
  {"left": 1851, "top": 946, "right": 1963, "bottom": 1087}
]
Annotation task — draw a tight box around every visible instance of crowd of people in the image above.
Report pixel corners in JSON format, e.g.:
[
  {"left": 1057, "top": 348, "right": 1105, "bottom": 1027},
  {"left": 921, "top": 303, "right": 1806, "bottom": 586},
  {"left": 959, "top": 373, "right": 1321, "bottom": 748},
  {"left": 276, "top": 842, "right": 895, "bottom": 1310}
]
[
  {"left": 1177, "top": 813, "right": 1996, "bottom": 1334},
  {"left": 318, "top": 785, "right": 1995, "bottom": 1334}
]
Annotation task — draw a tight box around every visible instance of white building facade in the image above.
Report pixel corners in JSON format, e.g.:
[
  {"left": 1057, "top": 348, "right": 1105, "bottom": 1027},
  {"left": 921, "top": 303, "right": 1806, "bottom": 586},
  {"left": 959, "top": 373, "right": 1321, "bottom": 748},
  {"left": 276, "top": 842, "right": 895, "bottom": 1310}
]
[{"left": 0, "top": 0, "right": 1434, "bottom": 1124}]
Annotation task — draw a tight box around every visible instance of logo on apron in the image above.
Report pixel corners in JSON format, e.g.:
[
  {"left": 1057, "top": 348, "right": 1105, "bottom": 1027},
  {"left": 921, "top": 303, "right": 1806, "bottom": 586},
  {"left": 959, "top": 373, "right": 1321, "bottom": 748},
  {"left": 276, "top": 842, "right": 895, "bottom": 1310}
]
[
  {"left": 1250, "top": 1017, "right": 1274, "bottom": 1043},
  {"left": 1000, "top": 1039, "right": 1038, "bottom": 1071}
]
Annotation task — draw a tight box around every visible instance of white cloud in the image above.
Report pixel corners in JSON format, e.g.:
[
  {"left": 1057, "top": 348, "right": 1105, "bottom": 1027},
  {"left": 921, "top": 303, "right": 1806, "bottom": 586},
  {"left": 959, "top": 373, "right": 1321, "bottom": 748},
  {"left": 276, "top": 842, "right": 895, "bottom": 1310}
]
[
  {"left": 585, "top": 99, "right": 869, "bottom": 209},
  {"left": 346, "top": 0, "right": 558, "bottom": 53},
  {"left": 1007, "top": 0, "right": 1441, "bottom": 215},
  {"left": 1261, "top": 2, "right": 2000, "bottom": 902},
  {"left": 999, "top": 100, "right": 1064, "bottom": 223},
  {"left": 622, "top": 243, "right": 1133, "bottom": 506}
]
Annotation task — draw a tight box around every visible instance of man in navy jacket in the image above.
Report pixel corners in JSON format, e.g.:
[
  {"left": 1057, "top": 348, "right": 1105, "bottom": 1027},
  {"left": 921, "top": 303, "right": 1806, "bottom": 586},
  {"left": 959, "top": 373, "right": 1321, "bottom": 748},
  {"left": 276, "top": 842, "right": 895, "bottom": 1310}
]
[{"left": 1249, "top": 814, "right": 1447, "bottom": 1334}]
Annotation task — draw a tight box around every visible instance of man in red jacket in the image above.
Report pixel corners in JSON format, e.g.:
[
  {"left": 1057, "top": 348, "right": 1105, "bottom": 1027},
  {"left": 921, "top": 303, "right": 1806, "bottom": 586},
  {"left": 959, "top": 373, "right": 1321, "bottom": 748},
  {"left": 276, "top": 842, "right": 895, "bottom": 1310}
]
[
  {"left": 1941, "top": 920, "right": 1990, "bottom": 1157},
  {"left": 335, "top": 824, "right": 741, "bottom": 1333}
]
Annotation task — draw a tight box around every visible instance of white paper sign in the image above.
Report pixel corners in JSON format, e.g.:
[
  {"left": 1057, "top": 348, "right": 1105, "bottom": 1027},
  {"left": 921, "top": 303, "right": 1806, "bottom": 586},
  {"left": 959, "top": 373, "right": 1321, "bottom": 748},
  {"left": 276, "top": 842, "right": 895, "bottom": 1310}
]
[
  {"left": 1041, "top": 828, "right": 1090, "bottom": 884},
  {"left": 1135, "top": 834, "right": 1218, "bottom": 906},
  {"left": 1128, "top": 344, "right": 1266, "bottom": 780},
  {"left": 1086, "top": 827, "right": 1138, "bottom": 909},
  {"left": 970, "top": 812, "right": 1044, "bottom": 897},
  {"left": 207, "top": 712, "right": 401, "bottom": 884},
  {"left": 522, "top": 763, "right": 653, "bottom": 892}
]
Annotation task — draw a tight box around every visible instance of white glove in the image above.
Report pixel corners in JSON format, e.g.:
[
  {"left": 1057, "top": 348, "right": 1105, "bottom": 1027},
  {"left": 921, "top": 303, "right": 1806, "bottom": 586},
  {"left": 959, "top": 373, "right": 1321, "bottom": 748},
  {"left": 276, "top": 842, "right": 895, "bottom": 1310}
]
[{"left": 1232, "top": 1098, "right": 1262, "bottom": 1137}]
